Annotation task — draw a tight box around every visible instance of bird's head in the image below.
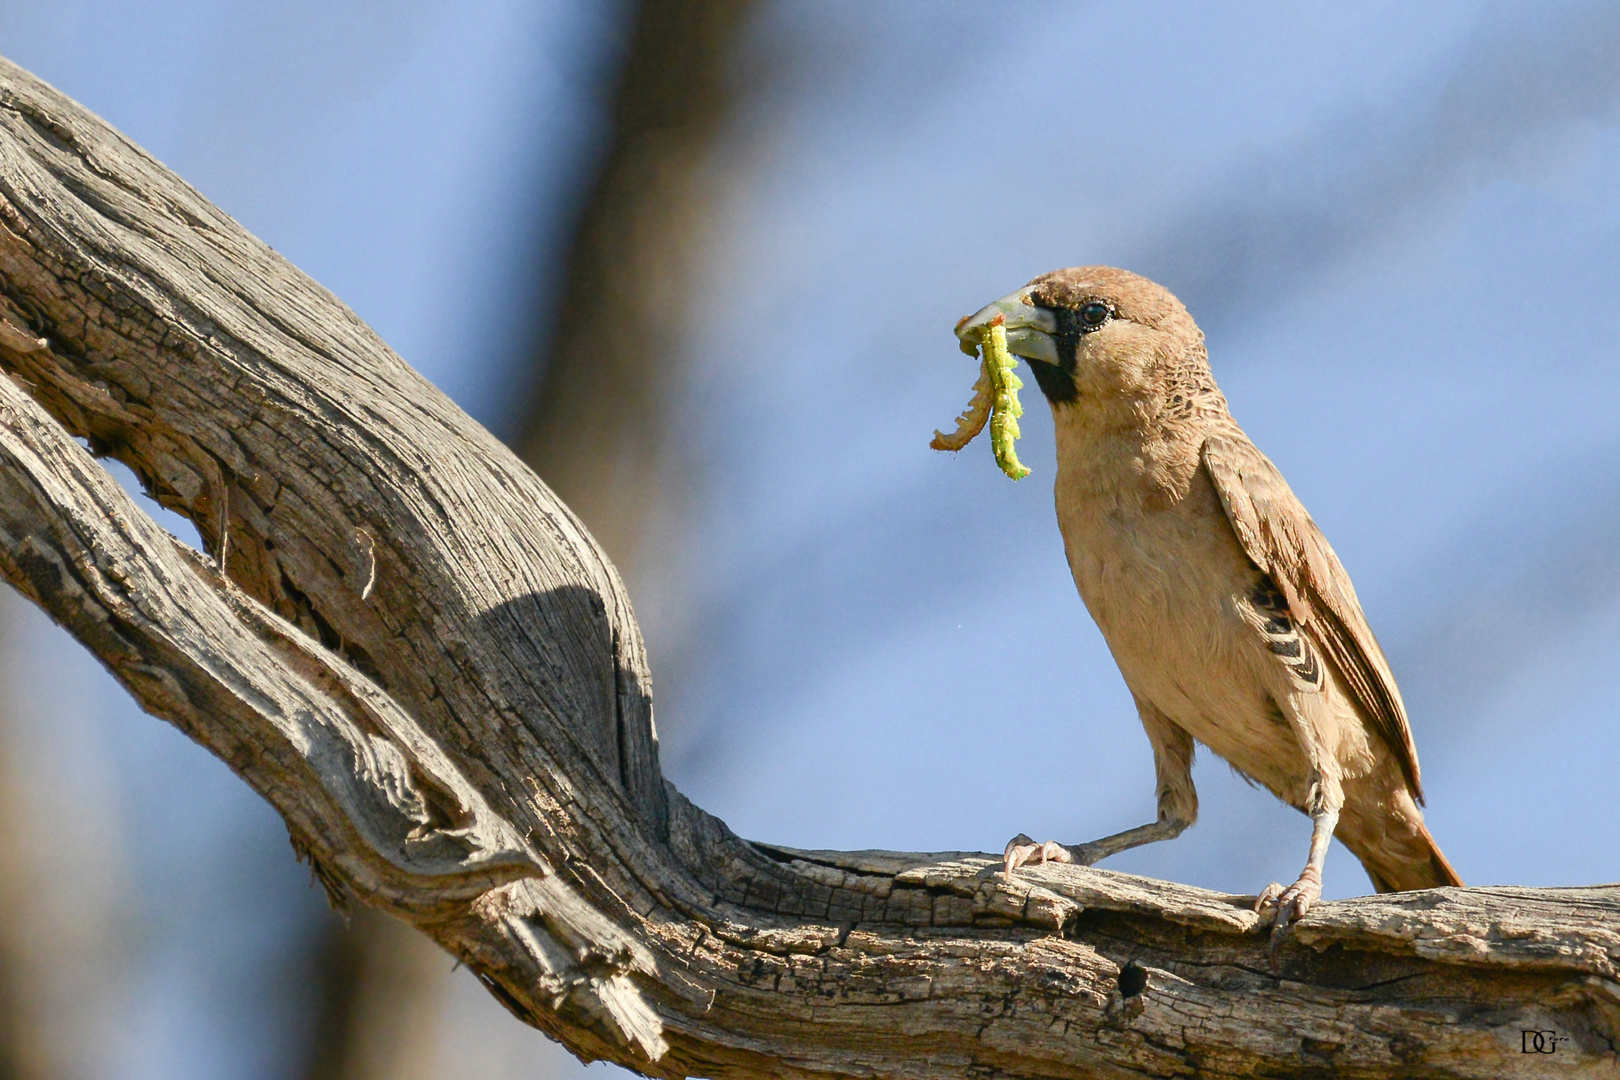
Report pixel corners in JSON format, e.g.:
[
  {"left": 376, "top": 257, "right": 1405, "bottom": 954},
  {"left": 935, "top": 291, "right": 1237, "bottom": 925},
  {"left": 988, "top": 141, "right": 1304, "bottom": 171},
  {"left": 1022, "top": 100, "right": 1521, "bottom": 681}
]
[{"left": 955, "top": 267, "right": 1206, "bottom": 412}]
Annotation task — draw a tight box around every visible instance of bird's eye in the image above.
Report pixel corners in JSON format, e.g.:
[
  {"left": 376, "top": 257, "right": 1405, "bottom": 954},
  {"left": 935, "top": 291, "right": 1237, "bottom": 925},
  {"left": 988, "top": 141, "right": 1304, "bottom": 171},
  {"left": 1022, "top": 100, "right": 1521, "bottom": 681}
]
[{"left": 1080, "top": 302, "right": 1110, "bottom": 328}]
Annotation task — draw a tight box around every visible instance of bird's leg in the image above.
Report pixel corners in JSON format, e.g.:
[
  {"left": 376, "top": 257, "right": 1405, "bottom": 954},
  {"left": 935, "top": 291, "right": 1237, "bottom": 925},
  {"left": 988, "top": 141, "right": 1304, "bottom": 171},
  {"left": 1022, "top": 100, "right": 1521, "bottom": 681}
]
[
  {"left": 1256, "top": 801, "right": 1339, "bottom": 929},
  {"left": 1005, "top": 708, "right": 1195, "bottom": 875},
  {"left": 1004, "top": 817, "right": 1188, "bottom": 875}
]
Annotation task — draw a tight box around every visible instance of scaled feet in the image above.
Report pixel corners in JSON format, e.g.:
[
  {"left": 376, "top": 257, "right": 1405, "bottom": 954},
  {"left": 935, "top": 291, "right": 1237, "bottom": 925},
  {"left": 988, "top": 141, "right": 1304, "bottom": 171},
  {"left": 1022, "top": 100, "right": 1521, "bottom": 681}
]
[
  {"left": 1003, "top": 833, "right": 1070, "bottom": 875},
  {"left": 1002, "top": 833, "right": 1105, "bottom": 875},
  {"left": 1255, "top": 866, "right": 1322, "bottom": 951}
]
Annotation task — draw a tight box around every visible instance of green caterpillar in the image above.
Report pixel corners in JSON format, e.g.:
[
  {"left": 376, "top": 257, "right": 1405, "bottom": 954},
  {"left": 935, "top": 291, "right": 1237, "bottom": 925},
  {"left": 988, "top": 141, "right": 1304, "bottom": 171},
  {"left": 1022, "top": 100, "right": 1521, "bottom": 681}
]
[{"left": 930, "top": 316, "right": 1029, "bottom": 481}]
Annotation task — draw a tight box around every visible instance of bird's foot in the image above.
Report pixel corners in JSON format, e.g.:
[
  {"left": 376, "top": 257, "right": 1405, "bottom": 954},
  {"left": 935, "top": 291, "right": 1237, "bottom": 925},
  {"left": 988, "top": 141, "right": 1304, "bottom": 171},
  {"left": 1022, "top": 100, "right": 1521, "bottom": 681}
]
[
  {"left": 1254, "top": 866, "right": 1322, "bottom": 923},
  {"left": 1003, "top": 833, "right": 1091, "bottom": 875},
  {"left": 1255, "top": 867, "right": 1322, "bottom": 954}
]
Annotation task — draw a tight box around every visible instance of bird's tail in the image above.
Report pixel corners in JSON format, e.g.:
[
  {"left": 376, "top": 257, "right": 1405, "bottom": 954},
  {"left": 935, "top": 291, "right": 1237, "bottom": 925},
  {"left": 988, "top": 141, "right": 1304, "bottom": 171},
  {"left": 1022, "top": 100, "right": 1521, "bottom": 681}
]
[{"left": 1338, "top": 796, "right": 1464, "bottom": 893}]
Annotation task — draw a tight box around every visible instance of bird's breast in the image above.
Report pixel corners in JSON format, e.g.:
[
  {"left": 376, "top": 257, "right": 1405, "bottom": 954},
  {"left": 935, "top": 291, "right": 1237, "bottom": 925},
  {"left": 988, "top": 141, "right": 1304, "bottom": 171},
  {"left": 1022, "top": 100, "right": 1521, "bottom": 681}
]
[
  {"left": 1055, "top": 444, "right": 1245, "bottom": 620},
  {"left": 1054, "top": 455, "right": 1315, "bottom": 792}
]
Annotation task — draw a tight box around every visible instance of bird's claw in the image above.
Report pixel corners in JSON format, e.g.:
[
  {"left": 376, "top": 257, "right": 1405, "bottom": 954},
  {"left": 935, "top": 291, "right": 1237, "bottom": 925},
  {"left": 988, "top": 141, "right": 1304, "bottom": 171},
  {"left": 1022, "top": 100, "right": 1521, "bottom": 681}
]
[
  {"left": 1254, "top": 869, "right": 1322, "bottom": 921},
  {"left": 1002, "top": 833, "right": 1074, "bottom": 876},
  {"left": 1255, "top": 869, "right": 1322, "bottom": 953}
]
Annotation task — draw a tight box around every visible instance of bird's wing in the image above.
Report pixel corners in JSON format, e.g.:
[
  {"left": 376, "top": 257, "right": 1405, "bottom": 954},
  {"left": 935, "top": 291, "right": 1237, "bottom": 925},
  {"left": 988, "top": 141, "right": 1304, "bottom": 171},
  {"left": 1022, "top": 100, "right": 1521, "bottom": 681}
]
[{"left": 1201, "top": 434, "right": 1423, "bottom": 803}]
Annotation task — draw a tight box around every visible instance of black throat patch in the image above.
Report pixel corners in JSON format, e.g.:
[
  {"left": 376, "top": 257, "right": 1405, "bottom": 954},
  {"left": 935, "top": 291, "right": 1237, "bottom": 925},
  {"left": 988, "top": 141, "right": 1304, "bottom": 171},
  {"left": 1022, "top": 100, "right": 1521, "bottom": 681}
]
[{"left": 1027, "top": 306, "right": 1084, "bottom": 406}]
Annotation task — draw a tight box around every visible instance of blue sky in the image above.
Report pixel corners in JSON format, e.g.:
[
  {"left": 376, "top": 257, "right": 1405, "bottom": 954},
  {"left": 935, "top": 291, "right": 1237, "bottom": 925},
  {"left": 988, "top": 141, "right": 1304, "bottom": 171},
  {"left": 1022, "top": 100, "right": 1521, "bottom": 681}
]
[
  {"left": 659, "top": 1, "right": 1620, "bottom": 900},
  {"left": 3, "top": 2, "right": 1620, "bottom": 1077}
]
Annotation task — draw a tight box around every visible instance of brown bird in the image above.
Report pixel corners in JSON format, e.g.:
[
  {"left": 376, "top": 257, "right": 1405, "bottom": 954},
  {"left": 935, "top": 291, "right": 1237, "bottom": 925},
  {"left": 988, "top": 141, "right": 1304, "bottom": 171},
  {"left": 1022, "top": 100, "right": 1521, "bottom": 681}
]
[{"left": 958, "top": 267, "right": 1461, "bottom": 923}]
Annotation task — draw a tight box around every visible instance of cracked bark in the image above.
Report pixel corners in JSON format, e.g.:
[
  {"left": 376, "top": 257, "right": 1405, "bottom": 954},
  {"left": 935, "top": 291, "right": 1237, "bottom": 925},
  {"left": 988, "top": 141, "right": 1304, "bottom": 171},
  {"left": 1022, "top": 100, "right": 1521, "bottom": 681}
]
[{"left": 0, "top": 56, "right": 1616, "bottom": 1080}]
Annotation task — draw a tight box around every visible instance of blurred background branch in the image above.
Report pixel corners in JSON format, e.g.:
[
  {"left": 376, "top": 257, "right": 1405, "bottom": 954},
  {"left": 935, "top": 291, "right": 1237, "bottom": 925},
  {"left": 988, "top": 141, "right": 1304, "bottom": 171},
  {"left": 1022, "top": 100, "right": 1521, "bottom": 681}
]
[{"left": 516, "top": 0, "right": 755, "bottom": 592}]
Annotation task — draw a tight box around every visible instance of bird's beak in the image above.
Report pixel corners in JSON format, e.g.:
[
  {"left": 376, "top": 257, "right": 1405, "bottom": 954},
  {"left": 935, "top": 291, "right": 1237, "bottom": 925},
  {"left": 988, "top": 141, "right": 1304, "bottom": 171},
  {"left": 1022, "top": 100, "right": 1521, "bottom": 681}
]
[{"left": 954, "top": 287, "right": 1059, "bottom": 363}]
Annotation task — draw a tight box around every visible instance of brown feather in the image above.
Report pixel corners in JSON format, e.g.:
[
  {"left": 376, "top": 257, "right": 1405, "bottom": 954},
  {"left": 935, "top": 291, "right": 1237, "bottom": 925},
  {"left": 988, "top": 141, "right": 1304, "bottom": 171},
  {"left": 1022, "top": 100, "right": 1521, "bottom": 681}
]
[
  {"left": 990, "top": 264, "right": 1457, "bottom": 898},
  {"left": 1201, "top": 435, "right": 1424, "bottom": 803}
]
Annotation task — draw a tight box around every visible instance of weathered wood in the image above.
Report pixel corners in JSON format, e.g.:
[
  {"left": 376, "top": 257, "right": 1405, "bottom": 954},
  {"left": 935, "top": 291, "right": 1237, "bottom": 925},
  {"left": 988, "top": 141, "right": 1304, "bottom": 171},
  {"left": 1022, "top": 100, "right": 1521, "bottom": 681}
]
[{"left": 0, "top": 55, "right": 1615, "bottom": 1079}]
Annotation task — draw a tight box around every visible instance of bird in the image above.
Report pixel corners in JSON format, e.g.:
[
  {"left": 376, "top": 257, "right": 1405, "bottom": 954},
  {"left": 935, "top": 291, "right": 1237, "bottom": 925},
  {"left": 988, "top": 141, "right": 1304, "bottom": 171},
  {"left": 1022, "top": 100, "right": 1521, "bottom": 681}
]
[{"left": 956, "top": 266, "right": 1462, "bottom": 925}]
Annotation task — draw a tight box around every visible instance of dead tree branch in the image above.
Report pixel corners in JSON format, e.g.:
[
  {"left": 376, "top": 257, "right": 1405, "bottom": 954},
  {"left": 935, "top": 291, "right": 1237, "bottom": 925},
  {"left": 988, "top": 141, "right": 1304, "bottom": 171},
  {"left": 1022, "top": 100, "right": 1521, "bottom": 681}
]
[{"left": 0, "top": 57, "right": 1615, "bottom": 1080}]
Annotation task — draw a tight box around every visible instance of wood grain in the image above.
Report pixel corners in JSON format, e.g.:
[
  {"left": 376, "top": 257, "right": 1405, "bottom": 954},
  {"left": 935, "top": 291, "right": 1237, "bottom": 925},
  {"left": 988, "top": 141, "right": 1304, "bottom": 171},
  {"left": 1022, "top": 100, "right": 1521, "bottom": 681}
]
[{"left": 0, "top": 56, "right": 1615, "bottom": 1078}]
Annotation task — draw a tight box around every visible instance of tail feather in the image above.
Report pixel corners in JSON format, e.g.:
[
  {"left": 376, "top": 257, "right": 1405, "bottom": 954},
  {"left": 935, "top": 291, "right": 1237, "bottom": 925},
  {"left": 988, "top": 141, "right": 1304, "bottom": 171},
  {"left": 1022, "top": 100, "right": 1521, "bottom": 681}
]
[{"left": 1340, "top": 802, "right": 1463, "bottom": 893}]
